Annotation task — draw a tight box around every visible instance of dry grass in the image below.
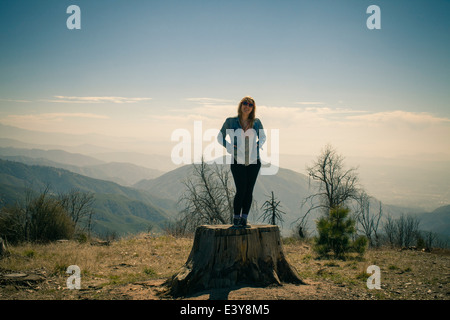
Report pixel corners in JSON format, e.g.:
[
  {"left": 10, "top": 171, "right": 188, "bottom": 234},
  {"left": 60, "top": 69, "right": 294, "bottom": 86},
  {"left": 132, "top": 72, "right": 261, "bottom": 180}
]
[
  {"left": 283, "top": 237, "right": 450, "bottom": 300},
  {"left": 0, "top": 233, "right": 192, "bottom": 299},
  {"left": 0, "top": 233, "right": 449, "bottom": 300}
]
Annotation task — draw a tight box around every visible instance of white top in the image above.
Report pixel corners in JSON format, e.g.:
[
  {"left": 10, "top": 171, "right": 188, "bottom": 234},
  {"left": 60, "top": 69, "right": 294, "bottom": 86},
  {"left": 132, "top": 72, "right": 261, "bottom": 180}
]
[{"left": 235, "top": 128, "right": 258, "bottom": 166}]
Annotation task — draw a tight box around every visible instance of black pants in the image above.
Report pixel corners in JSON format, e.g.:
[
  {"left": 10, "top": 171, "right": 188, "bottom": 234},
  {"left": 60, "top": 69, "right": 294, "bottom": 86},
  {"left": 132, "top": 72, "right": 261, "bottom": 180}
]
[{"left": 230, "top": 159, "right": 261, "bottom": 218}]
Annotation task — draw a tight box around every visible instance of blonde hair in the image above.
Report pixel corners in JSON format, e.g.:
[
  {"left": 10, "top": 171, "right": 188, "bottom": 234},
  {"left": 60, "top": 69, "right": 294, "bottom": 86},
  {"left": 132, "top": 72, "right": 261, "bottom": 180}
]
[{"left": 237, "top": 96, "right": 256, "bottom": 129}]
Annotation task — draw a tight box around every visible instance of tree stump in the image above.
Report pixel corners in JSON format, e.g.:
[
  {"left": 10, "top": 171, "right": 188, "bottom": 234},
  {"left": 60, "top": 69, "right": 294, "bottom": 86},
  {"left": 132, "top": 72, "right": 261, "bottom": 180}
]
[{"left": 167, "top": 224, "right": 305, "bottom": 297}]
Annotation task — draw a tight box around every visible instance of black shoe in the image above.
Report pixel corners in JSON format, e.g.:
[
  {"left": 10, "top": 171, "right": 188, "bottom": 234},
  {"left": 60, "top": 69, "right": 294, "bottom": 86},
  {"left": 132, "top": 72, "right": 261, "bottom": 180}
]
[
  {"left": 239, "top": 218, "right": 250, "bottom": 228},
  {"left": 232, "top": 218, "right": 241, "bottom": 227}
]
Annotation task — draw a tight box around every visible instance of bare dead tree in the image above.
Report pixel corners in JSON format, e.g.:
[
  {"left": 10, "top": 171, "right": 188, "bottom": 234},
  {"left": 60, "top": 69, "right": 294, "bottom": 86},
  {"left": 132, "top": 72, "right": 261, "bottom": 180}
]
[
  {"left": 383, "top": 213, "right": 421, "bottom": 248},
  {"left": 58, "top": 189, "right": 95, "bottom": 236},
  {"left": 259, "top": 191, "right": 286, "bottom": 226},
  {"left": 211, "top": 160, "right": 235, "bottom": 223},
  {"left": 423, "top": 231, "right": 437, "bottom": 250},
  {"left": 163, "top": 215, "right": 191, "bottom": 237},
  {"left": 301, "top": 144, "right": 360, "bottom": 220},
  {"left": 177, "top": 156, "right": 234, "bottom": 233},
  {"left": 401, "top": 214, "right": 420, "bottom": 247},
  {"left": 383, "top": 214, "right": 397, "bottom": 248},
  {"left": 0, "top": 184, "right": 76, "bottom": 243},
  {"left": 295, "top": 212, "right": 310, "bottom": 239},
  {"left": 354, "top": 191, "right": 382, "bottom": 247},
  {"left": 417, "top": 230, "right": 438, "bottom": 251}
]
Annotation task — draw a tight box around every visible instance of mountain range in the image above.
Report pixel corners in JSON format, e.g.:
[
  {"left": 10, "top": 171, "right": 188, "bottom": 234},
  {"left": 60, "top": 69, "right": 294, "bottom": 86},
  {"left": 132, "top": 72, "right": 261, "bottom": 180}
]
[
  {"left": 1, "top": 145, "right": 448, "bottom": 240},
  {"left": 0, "top": 158, "right": 176, "bottom": 235},
  {"left": 0, "top": 147, "right": 166, "bottom": 186},
  {"left": 2, "top": 123, "right": 449, "bottom": 211}
]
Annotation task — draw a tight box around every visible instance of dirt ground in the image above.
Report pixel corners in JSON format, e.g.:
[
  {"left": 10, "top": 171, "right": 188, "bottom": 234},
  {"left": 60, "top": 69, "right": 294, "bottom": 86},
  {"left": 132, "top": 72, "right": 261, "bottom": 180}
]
[{"left": 0, "top": 236, "right": 449, "bottom": 300}]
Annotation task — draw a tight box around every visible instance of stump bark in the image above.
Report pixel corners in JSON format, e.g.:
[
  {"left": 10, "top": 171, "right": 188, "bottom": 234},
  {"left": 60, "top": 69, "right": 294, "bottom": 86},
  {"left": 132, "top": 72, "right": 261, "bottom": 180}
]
[{"left": 167, "top": 224, "right": 305, "bottom": 297}]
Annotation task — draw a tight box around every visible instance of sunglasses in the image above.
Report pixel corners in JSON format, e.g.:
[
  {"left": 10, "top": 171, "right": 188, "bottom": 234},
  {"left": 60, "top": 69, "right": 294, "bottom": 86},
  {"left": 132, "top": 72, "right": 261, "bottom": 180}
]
[{"left": 242, "top": 101, "right": 254, "bottom": 108}]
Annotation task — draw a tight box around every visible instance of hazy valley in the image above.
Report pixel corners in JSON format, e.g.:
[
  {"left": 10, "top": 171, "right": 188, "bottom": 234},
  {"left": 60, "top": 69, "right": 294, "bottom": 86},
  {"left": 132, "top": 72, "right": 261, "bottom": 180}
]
[{"left": 0, "top": 123, "right": 449, "bottom": 240}]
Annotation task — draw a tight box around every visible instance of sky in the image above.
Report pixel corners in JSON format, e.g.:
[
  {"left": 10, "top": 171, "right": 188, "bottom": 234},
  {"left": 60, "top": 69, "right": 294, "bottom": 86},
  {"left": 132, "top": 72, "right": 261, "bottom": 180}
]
[{"left": 1, "top": 0, "right": 449, "bottom": 161}]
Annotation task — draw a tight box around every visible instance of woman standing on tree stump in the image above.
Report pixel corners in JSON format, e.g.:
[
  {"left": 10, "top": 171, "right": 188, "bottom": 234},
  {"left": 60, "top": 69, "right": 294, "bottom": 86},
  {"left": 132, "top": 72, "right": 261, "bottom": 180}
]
[{"left": 218, "top": 96, "right": 266, "bottom": 228}]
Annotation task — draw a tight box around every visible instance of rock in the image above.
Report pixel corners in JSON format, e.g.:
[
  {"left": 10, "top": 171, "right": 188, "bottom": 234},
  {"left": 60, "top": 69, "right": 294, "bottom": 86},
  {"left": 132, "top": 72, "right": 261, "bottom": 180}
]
[
  {"left": 3, "top": 273, "right": 28, "bottom": 278},
  {"left": 0, "top": 272, "right": 46, "bottom": 286},
  {"left": 90, "top": 240, "right": 110, "bottom": 246}
]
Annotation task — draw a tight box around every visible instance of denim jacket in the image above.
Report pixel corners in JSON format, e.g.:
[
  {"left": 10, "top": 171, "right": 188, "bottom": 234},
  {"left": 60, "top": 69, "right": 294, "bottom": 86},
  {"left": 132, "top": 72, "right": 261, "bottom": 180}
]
[{"left": 217, "top": 116, "right": 266, "bottom": 164}]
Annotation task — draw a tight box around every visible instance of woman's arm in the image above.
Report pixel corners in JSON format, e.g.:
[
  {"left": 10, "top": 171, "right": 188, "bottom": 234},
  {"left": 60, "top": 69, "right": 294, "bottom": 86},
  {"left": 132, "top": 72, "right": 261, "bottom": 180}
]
[
  {"left": 217, "top": 118, "right": 235, "bottom": 153},
  {"left": 257, "top": 119, "right": 266, "bottom": 150}
]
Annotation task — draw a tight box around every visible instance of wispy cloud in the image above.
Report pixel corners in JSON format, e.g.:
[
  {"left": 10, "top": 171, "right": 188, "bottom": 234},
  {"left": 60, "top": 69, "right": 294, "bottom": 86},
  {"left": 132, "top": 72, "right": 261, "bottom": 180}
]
[
  {"left": 2, "top": 98, "right": 449, "bottom": 159},
  {"left": 186, "top": 97, "right": 235, "bottom": 105},
  {"left": 259, "top": 105, "right": 450, "bottom": 156},
  {"left": 0, "top": 98, "right": 32, "bottom": 103},
  {"left": 0, "top": 112, "right": 111, "bottom": 135},
  {"left": 178, "top": 97, "right": 238, "bottom": 123},
  {"left": 1, "top": 113, "right": 109, "bottom": 123},
  {"left": 348, "top": 110, "right": 450, "bottom": 126},
  {"left": 43, "top": 96, "right": 152, "bottom": 104},
  {"left": 300, "top": 106, "right": 368, "bottom": 115},
  {"left": 295, "top": 101, "right": 325, "bottom": 105}
]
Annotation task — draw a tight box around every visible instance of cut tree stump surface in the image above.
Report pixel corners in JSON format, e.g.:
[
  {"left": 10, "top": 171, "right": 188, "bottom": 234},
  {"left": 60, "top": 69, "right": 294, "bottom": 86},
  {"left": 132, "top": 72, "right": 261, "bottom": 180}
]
[{"left": 167, "top": 224, "right": 305, "bottom": 297}]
